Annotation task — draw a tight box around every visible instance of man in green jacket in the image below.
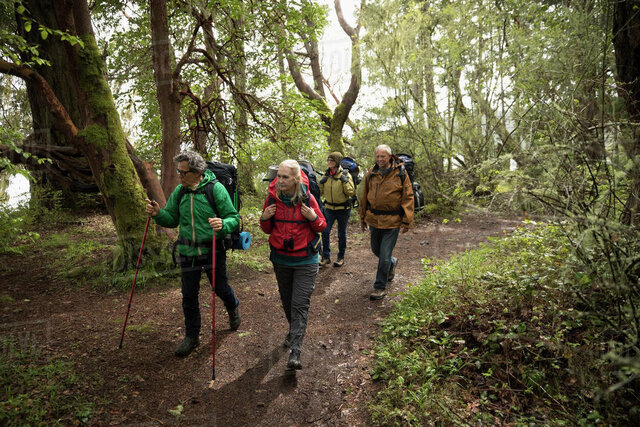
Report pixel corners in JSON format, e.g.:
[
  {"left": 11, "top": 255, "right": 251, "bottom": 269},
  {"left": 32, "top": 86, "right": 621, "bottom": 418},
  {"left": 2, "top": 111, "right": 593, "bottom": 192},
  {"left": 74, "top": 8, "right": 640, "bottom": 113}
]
[{"left": 146, "top": 151, "right": 241, "bottom": 357}]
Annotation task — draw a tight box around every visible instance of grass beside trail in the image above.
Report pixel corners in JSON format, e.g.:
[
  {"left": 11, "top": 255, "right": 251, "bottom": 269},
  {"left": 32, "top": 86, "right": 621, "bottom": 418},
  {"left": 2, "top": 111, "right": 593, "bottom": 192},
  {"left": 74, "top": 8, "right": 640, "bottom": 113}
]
[
  {"left": 0, "top": 339, "right": 94, "bottom": 425},
  {"left": 370, "top": 223, "right": 632, "bottom": 425}
]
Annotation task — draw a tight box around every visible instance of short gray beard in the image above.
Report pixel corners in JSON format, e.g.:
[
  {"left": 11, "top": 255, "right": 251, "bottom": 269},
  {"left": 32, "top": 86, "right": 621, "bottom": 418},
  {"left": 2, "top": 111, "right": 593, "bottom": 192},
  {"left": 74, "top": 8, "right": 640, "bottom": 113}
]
[{"left": 185, "top": 176, "right": 203, "bottom": 191}]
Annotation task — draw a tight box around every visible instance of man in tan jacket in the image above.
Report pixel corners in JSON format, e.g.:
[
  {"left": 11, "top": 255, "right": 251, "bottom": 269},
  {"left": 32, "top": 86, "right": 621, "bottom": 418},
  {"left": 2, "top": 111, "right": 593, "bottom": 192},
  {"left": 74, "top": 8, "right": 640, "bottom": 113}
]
[{"left": 359, "top": 145, "right": 414, "bottom": 300}]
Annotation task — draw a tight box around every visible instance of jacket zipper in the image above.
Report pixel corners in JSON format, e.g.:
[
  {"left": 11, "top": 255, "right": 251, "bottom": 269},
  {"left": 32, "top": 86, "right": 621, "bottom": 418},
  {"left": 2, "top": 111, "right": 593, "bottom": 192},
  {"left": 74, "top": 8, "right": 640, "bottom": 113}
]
[{"left": 190, "top": 193, "right": 201, "bottom": 256}]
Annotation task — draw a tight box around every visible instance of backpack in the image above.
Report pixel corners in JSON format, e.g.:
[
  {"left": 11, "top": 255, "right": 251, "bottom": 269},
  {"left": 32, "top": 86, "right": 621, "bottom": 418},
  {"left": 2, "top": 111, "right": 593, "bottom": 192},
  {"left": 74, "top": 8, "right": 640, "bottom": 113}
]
[
  {"left": 298, "top": 160, "right": 324, "bottom": 212},
  {"left": 340, "top": 156, "right": 361, "bottom": 208},
  {"left": 173, "top": 161, "right": 249, "bottom": 262},
  {"left": 395, "top": 153, "right": 425, "bottom": 211}
]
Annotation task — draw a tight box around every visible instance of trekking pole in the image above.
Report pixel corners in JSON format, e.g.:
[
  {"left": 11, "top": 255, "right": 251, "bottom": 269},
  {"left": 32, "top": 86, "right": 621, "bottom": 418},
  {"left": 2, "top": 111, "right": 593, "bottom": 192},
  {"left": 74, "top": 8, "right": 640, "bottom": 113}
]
[
  {"left": 208, "top": 235, "right": 217, "bottom": 388},
  {"left": 118, "top": 213, "right": 152, "bottom": 349}
]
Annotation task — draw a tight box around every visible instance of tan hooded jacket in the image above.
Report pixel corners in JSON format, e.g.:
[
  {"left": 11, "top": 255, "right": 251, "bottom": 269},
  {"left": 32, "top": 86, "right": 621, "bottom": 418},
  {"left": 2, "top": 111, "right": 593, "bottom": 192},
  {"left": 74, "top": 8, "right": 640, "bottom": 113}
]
[{"left": 359, "top": 156, "right": 414, "bottom": 229}]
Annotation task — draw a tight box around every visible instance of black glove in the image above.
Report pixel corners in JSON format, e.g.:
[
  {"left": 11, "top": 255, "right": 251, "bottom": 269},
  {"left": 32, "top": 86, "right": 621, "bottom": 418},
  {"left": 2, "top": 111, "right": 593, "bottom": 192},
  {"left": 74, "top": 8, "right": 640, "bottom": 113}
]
[
  {"left": 339, "top": 174, "right": 348, "bottom": 183},
  {"left": 319, "top": 175, "right": 329, "bottom": 184}
]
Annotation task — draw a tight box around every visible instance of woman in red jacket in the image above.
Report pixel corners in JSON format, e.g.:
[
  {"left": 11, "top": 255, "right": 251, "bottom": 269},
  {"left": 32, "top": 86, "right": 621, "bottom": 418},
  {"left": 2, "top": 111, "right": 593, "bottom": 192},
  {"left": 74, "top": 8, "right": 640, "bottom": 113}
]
[{"left": 260, "top": 159, "right": 326, "bottom": 370}]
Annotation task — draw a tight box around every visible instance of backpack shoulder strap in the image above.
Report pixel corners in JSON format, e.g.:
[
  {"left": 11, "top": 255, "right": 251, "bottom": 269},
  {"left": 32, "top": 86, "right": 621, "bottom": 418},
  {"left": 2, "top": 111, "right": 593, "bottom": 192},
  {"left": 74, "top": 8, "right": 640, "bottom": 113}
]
[
  {"left": 203, "top": 179, "right": 218, "bottom": 215},
  {"left": 398, "top": 165, "right": 406, "bottom": 186}
]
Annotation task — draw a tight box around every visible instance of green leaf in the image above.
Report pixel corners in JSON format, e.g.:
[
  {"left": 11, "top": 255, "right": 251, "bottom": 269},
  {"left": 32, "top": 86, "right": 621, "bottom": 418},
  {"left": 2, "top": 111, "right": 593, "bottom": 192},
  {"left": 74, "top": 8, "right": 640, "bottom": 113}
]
[
  {"left": 168, "top": 404, "right": 184, "bottom": 417},
  {"left": 24, "top": 21, "right": 31, "bottom": 32},
  {"left": 40, "top": 30, "right": 48, "bottom": 40}
]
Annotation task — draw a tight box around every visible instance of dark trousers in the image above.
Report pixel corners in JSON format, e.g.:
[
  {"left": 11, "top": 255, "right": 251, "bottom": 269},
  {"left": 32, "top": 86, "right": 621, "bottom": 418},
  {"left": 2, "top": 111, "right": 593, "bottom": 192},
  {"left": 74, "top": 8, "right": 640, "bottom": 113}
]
[
  {"left": 272, "top": 262, "right": 318, "bottom": 353},
  {"left": 179, "top": 250, "right": 238, "bottom": 338},
  {"left": 370, "top": 226, "right": 400, "bottom": 290},
  {"left": 321, "top": 208, "right": 351, "bottom": 260}
]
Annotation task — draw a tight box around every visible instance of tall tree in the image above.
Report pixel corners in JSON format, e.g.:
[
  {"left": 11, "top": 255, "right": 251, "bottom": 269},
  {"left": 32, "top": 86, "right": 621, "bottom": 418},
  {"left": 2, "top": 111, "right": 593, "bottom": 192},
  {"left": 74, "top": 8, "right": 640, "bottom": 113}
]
[
  {"left": 149, "top": 0, "right": 183, "bottom": 198},
  {"left": 282, "top": 0, "right": 362, "bottom": 154},
  {"left": 613, "top": 0, "right": 640, "bottom": 226},
  {"left": 0, "top": 0, "right": 160, "bottom": 254}
]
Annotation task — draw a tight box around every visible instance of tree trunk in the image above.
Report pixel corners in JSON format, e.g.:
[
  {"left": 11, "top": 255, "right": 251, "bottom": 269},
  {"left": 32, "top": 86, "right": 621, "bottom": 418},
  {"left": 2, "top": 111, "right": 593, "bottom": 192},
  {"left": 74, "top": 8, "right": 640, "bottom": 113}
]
[
  {"left": 229, "top": 13, "right": 257, "bottom": 196},
  {"left": 613, "top": 0, "right": 640, "bottom": 226},
  {"left": 18, "top": 2, "right": 94, "bottom": 203},
  {"left": 150, "top": 0, "right": 182, "bottom": 198},
  {"left": 200, "top": 15, "right": 227, "bottom": 155},
  {"left": 7, "top": 0, "right": 163, "bottom": 256}
]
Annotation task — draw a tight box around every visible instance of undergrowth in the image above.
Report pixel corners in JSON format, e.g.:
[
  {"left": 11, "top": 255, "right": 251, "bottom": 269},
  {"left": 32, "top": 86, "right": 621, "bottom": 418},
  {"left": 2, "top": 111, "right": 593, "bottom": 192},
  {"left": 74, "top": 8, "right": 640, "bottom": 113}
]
[
  {"left": 1, "top": 191, "right": 272, "bottom": 292},
  {"left": 0, "top": 338, "right": 94, "bottom": 425},
  {"left": 370, "top": 223, "right": 638, "bottom": 425}
]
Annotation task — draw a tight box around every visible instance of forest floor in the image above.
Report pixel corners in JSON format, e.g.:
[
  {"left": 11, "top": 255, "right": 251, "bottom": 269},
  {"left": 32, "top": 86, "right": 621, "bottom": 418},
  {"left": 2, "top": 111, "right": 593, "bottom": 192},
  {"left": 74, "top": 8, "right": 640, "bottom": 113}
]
[{"left": 0, "top": 212, "right": 523, "bottom": 425}]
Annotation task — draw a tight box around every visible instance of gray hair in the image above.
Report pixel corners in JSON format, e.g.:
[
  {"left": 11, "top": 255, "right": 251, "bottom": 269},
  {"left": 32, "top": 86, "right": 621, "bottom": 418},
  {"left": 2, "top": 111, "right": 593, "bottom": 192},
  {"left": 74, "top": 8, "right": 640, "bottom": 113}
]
[
  {"left": 375, "top": 144, "right": 392, "bottom": 155},
  {"left": 174, "top": 151, "right": 207, "bottom": 174}
]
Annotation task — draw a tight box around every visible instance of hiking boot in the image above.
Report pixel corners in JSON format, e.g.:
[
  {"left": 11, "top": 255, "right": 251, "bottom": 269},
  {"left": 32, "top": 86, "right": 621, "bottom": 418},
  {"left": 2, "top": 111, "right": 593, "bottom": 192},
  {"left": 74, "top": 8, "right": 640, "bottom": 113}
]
[
  {"left": 388, "top": 258, "right": 397, "bottom": 281},
  {"left": 174, "top": 336, "right": 199, "bottom": 357},
  {"left": 319, "top": 258, "right": 331, "bottom": 267},
  {"left": 370, "top": 288, "right": 386, "bottom": 300},
  {"left": 228, "top": 306, "right": 241, "bottom": 330},
  {"left": 287, "top": 350, "right": 302, "bottom": 370},
  {"left": 333, "top": 258, "right": 344, "bottom": 267},
  {"left": 282, "top": 333, "right": 292, "bottom": 348}
]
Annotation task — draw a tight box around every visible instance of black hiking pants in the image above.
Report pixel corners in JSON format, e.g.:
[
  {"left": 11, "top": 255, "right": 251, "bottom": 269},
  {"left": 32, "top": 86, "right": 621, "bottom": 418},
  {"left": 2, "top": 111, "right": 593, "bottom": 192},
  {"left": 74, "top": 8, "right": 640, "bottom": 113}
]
[{"left": 179, "top": 251, "right": 238, "bottom": 339}]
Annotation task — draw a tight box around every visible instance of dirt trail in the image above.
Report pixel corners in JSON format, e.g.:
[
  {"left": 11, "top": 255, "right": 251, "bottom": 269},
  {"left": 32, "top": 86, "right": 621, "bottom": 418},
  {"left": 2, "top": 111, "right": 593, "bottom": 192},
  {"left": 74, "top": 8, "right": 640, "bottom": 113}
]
[{"left": 0, "top": 214, "right": 521, "bottom": 425}]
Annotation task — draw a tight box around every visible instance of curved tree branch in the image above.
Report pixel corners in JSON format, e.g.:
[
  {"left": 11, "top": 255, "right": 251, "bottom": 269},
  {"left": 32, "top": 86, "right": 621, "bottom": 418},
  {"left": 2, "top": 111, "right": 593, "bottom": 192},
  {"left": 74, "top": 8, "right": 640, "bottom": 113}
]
[{"left": 0, "top": 59, "right": 78, "bottom": 144}]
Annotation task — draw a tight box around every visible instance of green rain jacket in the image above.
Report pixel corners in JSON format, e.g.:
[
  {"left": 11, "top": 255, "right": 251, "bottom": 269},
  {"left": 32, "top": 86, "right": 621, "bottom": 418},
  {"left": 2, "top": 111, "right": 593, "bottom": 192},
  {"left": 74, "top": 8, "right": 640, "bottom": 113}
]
[{"left": 153, "top": 169, "right": 240, "bottom": 257}]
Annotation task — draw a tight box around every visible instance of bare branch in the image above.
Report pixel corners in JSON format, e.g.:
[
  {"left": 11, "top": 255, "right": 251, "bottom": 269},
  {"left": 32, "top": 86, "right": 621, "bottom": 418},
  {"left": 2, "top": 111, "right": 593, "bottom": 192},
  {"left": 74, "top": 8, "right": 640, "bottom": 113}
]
[{"left": 334, "top": 0, "right": 359, "bottom": 37}]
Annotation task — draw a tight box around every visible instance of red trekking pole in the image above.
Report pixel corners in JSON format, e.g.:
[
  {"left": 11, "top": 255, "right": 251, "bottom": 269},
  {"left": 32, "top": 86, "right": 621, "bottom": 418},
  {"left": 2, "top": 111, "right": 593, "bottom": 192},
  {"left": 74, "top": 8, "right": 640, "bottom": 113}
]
[
  {"left": 208, "top": 235, "right": 216, "bottom": 388},
  {"left": 118, "top": 214, "right": 152, "bottom": 349}
]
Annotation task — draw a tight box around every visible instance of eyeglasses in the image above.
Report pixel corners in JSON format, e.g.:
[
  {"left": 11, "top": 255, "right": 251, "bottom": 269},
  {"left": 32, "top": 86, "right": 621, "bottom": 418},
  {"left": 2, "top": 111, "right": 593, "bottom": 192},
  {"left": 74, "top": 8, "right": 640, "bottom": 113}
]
[{"left": 176, "top": 169, "right": 194, "bottom": 176}]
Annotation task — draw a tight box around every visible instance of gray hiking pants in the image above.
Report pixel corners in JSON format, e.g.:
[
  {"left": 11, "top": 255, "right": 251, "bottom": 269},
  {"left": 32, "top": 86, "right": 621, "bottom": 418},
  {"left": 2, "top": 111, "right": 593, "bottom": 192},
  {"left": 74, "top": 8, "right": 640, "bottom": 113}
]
[{"left": 272, "top": 262, "right": 318, "bottom": 353}]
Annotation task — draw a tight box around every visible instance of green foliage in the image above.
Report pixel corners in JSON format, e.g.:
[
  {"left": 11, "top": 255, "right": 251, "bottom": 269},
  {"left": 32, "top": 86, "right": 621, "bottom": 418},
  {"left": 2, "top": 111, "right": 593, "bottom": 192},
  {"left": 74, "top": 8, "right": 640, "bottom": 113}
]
[
  {"left": 370, "top": 224, "right": 637, "bottom": 425},
  {"left": 359, "top": 0, "right": 623, "bottom": 216},
  {"left": 0, "top": 338, "right": 94, "bottom": 424},
  {"left": 0, "top": 204, "right": 39, "bottom": 255},
  {"left": 1, "top": 0, "right": 84, "bottom": 67},
  {"left": 90, "top": 0, "right": 332, "bottom": 195}
]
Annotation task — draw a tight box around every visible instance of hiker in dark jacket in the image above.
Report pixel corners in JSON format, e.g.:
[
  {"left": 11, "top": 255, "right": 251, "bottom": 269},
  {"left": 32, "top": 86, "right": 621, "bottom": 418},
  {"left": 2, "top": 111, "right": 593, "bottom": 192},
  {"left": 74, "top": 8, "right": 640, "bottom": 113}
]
[
  {"left": 260, "top": 159, "right": 326, "bottom": 370},
  {"left": 319, "top": 151, "right": 355, "bottom": 267},
  {"left": 145, "top": 151, "right": 241, "bottom": 358},
  {"left": 359, "top": 145, "right": 414, "bottom": 300}
]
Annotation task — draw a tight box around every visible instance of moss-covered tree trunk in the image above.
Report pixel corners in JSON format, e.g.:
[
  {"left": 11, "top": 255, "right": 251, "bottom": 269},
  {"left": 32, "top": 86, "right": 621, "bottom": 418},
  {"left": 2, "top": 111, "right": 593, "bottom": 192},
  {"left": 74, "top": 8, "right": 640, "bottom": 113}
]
[{"left": 17, "top": 0, "right": 162, "bottom": 256}]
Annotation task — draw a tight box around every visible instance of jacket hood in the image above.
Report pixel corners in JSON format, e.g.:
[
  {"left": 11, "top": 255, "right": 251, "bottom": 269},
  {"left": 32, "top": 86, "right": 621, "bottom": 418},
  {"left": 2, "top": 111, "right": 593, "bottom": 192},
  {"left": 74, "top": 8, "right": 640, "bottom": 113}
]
[
  {"left": 267, "top": 169, "right": 310, "bottom": 199},
  {"left": 199, "top": 169, "right": 215, "bottom": 187}
]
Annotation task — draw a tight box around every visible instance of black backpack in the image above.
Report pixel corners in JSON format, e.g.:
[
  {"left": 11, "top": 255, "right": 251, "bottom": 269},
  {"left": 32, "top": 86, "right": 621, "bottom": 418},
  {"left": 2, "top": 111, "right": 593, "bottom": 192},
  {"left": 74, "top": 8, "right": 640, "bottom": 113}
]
[
  {"left": 298, "top": 160, "right": 324, "bottom": 212},
  {"left": 173, "top": 161, "right": 248, "bottom": 260},
  {"left": 395, "top": 153, "right": 425, "bottom": 212},
  {"left": 340, "top": 156, "right": 361, "bottom": 208}
]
